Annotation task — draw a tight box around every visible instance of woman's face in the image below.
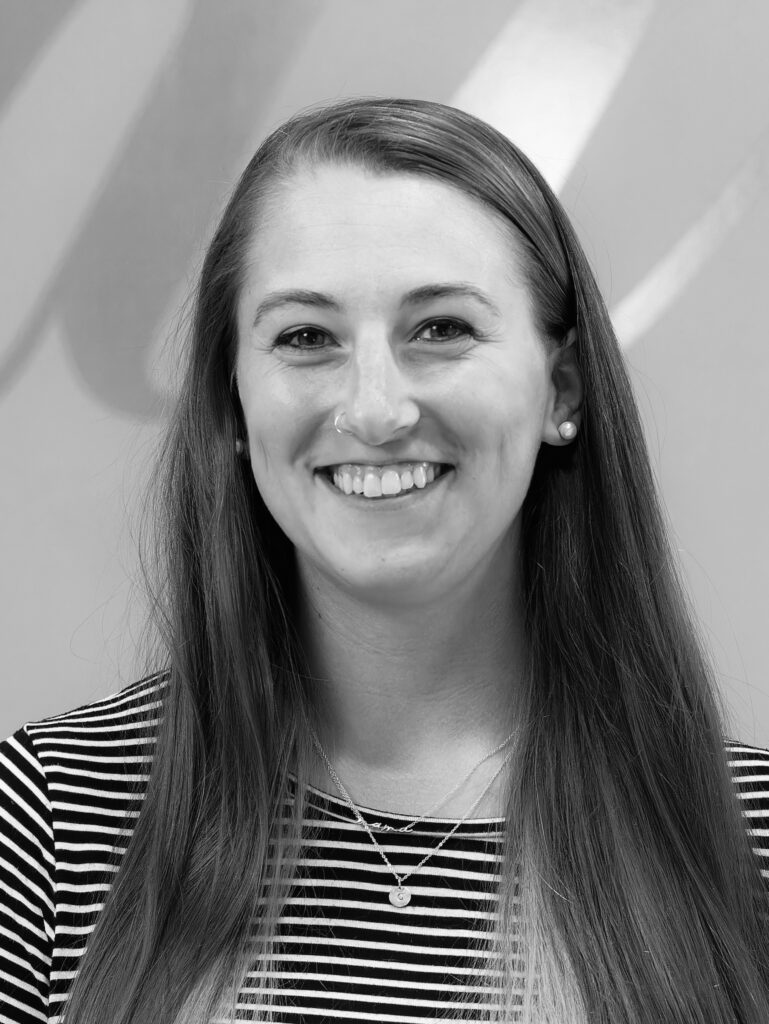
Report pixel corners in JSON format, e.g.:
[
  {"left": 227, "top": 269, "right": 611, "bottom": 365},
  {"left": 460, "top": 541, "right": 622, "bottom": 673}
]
[{"left": 235, "top": 163, "right": 565, "bottom": 606}]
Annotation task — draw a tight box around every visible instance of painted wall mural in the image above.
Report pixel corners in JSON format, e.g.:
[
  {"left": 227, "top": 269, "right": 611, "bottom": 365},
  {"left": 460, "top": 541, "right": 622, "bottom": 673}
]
[{"left": 1, "top": 0, "right": 767, "bottom": 742}]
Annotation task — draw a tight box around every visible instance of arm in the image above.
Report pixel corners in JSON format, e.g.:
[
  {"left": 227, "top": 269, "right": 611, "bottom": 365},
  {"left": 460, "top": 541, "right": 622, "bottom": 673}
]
[{"left": 0, "top": 728, "right": 55, "bottom": 1023}]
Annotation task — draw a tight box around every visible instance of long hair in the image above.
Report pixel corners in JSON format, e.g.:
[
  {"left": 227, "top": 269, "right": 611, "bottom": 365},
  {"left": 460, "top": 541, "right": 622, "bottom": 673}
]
[{"left": 63, "top": 96, "right": 769, "bottom": 1022}]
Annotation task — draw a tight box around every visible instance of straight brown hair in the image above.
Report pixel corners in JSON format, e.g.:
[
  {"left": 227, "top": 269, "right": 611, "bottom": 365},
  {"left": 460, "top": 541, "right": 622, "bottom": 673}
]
[{"left": 63, "top": 96, "right": 769, "bottom": 1022}]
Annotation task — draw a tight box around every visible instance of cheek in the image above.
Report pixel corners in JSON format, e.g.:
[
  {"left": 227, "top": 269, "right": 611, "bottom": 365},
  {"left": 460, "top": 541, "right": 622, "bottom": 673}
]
[
  {"left": 459, "top": 365, "right": 548, "bottom": 482},
  {"left": 243, "top": 396, "right": 282, "bottom": 482},
  {"left": 239, "top": 366, "right": 315, "bottom": 472},
  {"left": 239, "top": 403, "right": 305, "bottom": 527},
  {"left": 495, "top": 402, "right": 545, "bottom": 480},
  {"left": 245, "top": 433, "right": 321, "bottom": 555}
]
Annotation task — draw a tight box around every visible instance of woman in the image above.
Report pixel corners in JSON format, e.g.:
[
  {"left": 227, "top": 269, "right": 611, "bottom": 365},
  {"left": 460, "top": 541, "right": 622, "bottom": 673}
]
[{"left": 1, "top": 96, "right": 768, "bottom": 1023}]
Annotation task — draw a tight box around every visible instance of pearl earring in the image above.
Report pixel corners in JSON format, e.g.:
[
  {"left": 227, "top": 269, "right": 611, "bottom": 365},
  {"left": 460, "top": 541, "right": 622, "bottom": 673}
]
[
  {"left": 235, "top": 438, "right": 249, "bottom": 458},
  {"left": 558, "top": 421, "right": 577, "bottom": 440}
]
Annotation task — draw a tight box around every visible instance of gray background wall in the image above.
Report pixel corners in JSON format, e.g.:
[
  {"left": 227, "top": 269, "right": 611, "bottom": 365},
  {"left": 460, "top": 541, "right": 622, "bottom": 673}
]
[{"left": 1, "top": 0, "right": 767, "bottom": 746}]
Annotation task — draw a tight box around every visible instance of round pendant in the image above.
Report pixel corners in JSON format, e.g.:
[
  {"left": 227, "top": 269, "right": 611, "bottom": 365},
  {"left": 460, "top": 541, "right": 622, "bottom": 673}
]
[{"left": 389, "top": 885, "right": 411, "bottom": 908}]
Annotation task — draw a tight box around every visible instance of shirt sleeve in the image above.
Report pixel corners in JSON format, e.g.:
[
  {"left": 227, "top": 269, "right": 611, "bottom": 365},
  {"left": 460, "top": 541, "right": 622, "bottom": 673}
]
[{"left": 0, "top": 727, "right": 55, "bottom": 1023}]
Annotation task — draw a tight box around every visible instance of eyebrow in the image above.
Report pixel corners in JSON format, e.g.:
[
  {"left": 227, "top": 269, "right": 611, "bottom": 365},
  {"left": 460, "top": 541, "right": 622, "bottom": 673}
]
[{"left": 251, "top": 282, "right": 501, "bottom": 327}]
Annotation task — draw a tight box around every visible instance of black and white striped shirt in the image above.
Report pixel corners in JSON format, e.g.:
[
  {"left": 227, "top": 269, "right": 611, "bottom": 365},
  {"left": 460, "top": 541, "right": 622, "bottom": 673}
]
[{"left": 1, "top": 672, "right": 768, "bottom": 1022}]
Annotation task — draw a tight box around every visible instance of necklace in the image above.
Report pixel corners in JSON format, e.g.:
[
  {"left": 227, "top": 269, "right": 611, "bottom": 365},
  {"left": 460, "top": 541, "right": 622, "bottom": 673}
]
[
  {"left": 364, "top": 729, "right": 515, "bottom": 833},
  {"left": 311, "top": 733, "right": 514, "bottom": 909},
  {"left": 311, "top": 729, "right": 516, "bottom": 834}
]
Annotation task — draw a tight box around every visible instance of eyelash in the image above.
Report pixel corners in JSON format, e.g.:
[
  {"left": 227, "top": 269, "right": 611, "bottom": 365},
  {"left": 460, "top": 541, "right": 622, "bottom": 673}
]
[{"left": 273, "top": 318, "right": 478, "bottom": 350}]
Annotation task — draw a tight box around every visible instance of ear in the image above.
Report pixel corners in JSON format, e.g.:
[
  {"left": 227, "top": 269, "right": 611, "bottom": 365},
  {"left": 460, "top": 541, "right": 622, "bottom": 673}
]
[{"left": 542, "top": 327, "right": 583, "bottom": 447}]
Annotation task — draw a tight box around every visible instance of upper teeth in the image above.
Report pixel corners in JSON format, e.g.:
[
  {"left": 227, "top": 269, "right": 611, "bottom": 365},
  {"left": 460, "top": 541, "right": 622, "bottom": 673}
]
[{"left": 327, "top": 462, "right": 443, "bottom": 498}]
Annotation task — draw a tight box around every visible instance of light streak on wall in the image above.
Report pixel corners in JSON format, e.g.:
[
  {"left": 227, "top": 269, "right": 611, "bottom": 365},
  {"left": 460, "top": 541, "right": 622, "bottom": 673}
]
[
  {"left": 450, "top": 0, "right": 655, "bottom": 193},
  {"left": 611, "top": 131, "right": 769, "bottom": 347}
]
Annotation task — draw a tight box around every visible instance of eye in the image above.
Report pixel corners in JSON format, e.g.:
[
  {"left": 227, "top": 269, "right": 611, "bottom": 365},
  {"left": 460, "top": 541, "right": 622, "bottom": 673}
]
[
  {"left": 413, "top": 318, "right": 476, "bottom": 343},
  {"left": 273, "top": 327, "right": 332, "bottom": 350}
]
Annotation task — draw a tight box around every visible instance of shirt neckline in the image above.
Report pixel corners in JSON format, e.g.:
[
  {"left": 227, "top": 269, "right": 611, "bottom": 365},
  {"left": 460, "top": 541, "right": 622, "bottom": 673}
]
[{"left": 289, "top": 772, "right": 506, "bottom": 835}]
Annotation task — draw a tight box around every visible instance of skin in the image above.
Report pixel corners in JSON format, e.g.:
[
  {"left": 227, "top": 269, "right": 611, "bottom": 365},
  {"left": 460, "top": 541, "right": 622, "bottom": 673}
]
[{"left": 235, "top": 163, "right": 582, "bottom": 816}]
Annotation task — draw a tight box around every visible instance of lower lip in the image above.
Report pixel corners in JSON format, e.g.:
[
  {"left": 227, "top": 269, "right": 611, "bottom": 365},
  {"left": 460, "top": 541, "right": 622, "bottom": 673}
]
[{"left": 315, "top": 468, "right": 454, "bottom": 507}]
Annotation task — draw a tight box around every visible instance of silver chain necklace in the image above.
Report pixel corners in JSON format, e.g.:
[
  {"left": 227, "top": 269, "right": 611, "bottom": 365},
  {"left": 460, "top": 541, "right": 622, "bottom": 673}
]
[
  {"left": 365, "top": 729, "right": 516, "bottom": 833},
  {"left": 310, "top": 732, "right": 514, "bottom": 909}
]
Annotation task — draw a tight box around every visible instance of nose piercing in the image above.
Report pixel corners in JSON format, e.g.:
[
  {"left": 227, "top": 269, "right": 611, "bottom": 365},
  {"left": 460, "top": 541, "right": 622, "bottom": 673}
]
[{"left": 334, "top": 411, "right": 354, "bottom": 435}]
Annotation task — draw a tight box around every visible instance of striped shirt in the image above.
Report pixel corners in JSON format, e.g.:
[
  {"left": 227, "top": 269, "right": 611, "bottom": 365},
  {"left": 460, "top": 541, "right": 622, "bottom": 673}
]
[{"left": 1, "top": 672, "right": 768, "bottom": 1022}]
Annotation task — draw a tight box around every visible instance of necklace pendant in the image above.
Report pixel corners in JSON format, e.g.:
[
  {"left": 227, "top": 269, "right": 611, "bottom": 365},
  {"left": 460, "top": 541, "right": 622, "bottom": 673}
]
[{"left": 389, "top": 885, "right": 411, "bottom": 908}]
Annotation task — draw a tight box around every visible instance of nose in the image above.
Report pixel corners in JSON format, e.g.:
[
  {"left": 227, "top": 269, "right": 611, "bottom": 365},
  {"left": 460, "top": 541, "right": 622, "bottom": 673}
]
[{"left": 341, "top": 333, "right": 420, "bottom": 445}]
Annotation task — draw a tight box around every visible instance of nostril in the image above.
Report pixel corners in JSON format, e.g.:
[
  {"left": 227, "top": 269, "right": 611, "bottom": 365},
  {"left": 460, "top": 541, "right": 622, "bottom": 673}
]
[{"left": 343, "top": 397, "right": 421, "bottom": 442}]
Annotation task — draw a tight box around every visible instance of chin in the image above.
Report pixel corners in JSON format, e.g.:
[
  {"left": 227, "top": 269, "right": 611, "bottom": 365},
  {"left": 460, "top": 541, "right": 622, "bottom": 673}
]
[{"left": 320, "top": 549, "right": 453, "bottom": 603}]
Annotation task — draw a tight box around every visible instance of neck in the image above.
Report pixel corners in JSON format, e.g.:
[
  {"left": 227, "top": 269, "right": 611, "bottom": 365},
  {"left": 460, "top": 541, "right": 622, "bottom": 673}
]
[{"left": 295, "top": 546, "right": 526, "bottom": 813}]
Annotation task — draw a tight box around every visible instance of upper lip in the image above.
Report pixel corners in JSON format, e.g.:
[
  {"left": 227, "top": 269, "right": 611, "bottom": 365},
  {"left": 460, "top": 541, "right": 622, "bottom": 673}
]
[{"left": 316, "top": 457, "right": 453, "bottom": 470}]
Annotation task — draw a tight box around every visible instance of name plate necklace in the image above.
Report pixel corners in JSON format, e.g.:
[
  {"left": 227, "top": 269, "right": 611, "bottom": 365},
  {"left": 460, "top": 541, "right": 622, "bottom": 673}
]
[{"left": 311, "top": 732, "right": 515, "bottom": 909}]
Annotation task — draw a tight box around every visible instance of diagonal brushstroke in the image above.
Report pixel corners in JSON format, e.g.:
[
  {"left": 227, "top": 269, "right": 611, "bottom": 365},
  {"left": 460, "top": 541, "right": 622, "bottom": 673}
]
[
  {"left": 0, "top": 0, "right": 195, "bottom": 388},
  {"left": 450, "top": 0, "right": 655, "bottom": 193},
  {"left": 610, "top": 130, "right": 769, "bottom": 348},
  {"left": 58, "top": 2, "right": 327, "bottom": 420}
]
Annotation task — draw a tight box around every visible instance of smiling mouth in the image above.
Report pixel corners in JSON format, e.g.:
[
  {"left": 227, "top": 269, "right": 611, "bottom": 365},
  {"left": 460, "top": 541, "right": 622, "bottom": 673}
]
[{"left": 316, "top": 461, "right": 453, "bottom": 499}]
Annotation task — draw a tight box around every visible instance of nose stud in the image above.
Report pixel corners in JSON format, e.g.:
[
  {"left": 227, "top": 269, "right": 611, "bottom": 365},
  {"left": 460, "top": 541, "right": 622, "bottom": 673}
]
[{"left": 334, "top": 411, "right": 354, "bottom": 435}]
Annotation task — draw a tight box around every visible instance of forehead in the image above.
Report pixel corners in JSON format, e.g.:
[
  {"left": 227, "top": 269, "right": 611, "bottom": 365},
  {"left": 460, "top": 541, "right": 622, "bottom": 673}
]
[{"left": 242, "top": 163, "right": 524, "bottom": 293}]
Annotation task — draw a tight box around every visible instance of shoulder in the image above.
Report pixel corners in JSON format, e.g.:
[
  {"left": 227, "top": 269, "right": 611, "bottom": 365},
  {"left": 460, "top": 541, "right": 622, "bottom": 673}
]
[
  {"left": 723, "top": 737, "right": 769, "bottom": 808},
  {"left": 0, "top": 669, "right": 168, "bottom": 901},
  {"left": 723, "top": 737, "right": 769, "bottom": 881},
  {"left": 0, "top": 673, "right": 167, "bottom": 1016},
  {"left": 19, "top": 668, "right": 168, "bottom": 814},
  {"left": 19, "top": 668, "right": 167, "bottom": 761},
  {"left": 723, "top": 737, "right": 769, "bottom": 782},
  {"left": 1, "top": 670, "right": 168, "bottom": 845},
  {"left": 24, "top": 668, "right": 168, "bottom": 736}
]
